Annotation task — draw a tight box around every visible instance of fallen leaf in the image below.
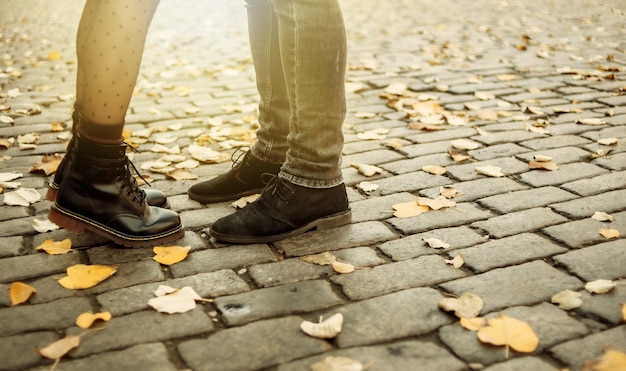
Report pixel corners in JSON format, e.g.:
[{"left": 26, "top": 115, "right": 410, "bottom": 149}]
[
  {"left": 148, "top": 285, "right": 203, "bottom": 314},
  {"left": 585, "top": 279, "right": 616, "bottom": 294},
  {"left": 300, "top": 313, "right": 343, "bottom": 339},
  {"left": 331, "top": 261, "right": 355, "bottom": 274},
  {"left": 28, "top": 154, "right": 63, "bottom": 175},
  {"left": 51, "top": 121, "right": 66, "bottom": 132},
  {"left": 31, "top": 218, "right": 60, "bottom": 233},
  {"left": 551, "top": 290, "right": 583, "bottom": 310},
  {"left": 598, "top": 138, "right": 618, "bottom": 146},
  {"left": 9, "top": 282, "right": 37, "bottom": 305},
  {"left": 0, "top": 173, "right": 22, "bottom": 183},
  {"left": 444, "top": 113, "right": 467, "bottom": 126},
  {"left": 476, "top": 110, "right": 499, "bottom": 121},
  {"left": 0, "top": 115, "right": 15, "bottom": 125},
  {"left": 440, "top": 185, "right": 458, "bottom": 199},
  {"left": 58, "top": 264, "right": 118, "bottom": 289},
  {"left": 166, "top": 168, "right": 198, "bottom": 180},
  {"left": 591, "top": 212, "right": 614, "bottom": 222},
  {"left": 310, "top": 356, "right": 364, "bottom": 371},
  {"left": 383, "top": 82, "right": 408, "bottom": 95},
  {"left": 75, "top": 311, "right": 112, "bottom": 329},
  {"left": 47, "top": 51, "right": 62, "bottom": 61},
  {"left": 475, "top": 165, "right": 504, "bottom": 177},
  {"left": 599, "top": 228, "right": 620, "bottom": 239},
  {"left": 301, "top": 251, "right": 336, "bottom": 265},
  {"left": 477, "top": 314, "right": 539, "bottom": 357},
  {"left": 475, "top": 91, "right": 495, "bottom": 100},
  {"left": 417, "top": 196, "right": 456, "bottom": 210},
  {"left": 3, "top": 188, "right": 41, "bottom": 206},
  {"left": 583, "top": 348, "right": 626, "bottom": 371},
  {"left": 445, "top": 254, "right": 464, "bottom": 269},
  {"left": 451, "top": 139, "right": 480, "bottom": 150},
  {"left": 529, "top": 160, "right": 559, "bottom": 171},
  {"left": 577, "top": 118, "right": 606, "bottom": 125},
  {"left": 356, "top": 128, "right": 389, "bottom": 140},
  {"left": 153, "top": 245, "right": 191, "bottom": 265},
  {"left": 461, "top": 317, "right": 486, "bottom": 331},
  {"left": 35, "top": 239, "right": 72, "bottom": 254},
  {"left": 0, "top": 137, "right": 15, "bottom": 148},
  {"left": 449, "top": 149, "right": 471, "bottom": 162},
  {"left": 438, "top": 293, "right": 484, "bottom": 319},
  {"left": 423, "top": 237, "right": 450, "bottom": 249},
  {"left": 36, "top": 335, "right": 80, "bottom": 360},
  {"left": 382, "top": 138, "right": 404, "bottom": 149},
  {"left": 188, "top": 144, "right": 230, "bottom": 163},
  {"left": 357, "top": 181, "right": 379, "bottom": 193},
  {"left": 355, "top": 112, "right": 376, "bottom": 119},
  {"left": 351, "top": 163, "right": 383, "bottom": 177},
  {"left": 392, "top": 200, "right": 429, "bottom": 218},
  {"left": 474, "top": 126, "right": 490, "bottom": 136},
  {"left": 230, "top": 194, "right": 260, "bottom": 209},
  {"left": 422, "top": 165, "right": 447, "bottom": 175}
]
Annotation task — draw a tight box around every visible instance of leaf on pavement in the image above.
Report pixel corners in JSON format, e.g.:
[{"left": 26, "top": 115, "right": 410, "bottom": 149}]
[
  {"left": 422, "top": 165, "right": 447, "bottom": 175},
  {"left": 3, "top": 188, "right": 41, "bottom": 206},
  {"left": 475, "top": 165, "right": 504, "bottom": 177},
  {"left": 75, "top": 311, "right": 112, "bottom": 329},
  {"left": 599, "top": 228, "right": 620, "bottom": 239},
  {"left": 357, "top": 181, "right": 379, "bottom": 193},
  {"left": 36, "top": 335, "right": 80, "bottom": 360},
  {"left": 583, "top": 348, "right": 626, "bottom": 371},
  {"left": 58, "top": 264, "right": 118, "bottom": 290},
  {"left": 440, "top": 185, "right": 459, "bottom": 199},
  {"left": 438, "top": 293, "right": 484, "bottom": 319},
  {"left": 301, "top": 313, "right": 343, "bottom": 339},
  {"left": 591, "top": 211, "right": 614, "bottom": 222},
  {"left": 153, "top": 245, "right": 191, "bottom": 266},
  {"left": 35, "top": 238, "right": 72, "bottom": 254},
  {"left": 351, "top": 163, "right": 383, "bottom": 177},
  {"left": 423, "top": 237, "right": 450, "bottom": 249},
  {"left": 585, "top": 279, "right": 616, "bottom": 294},
  {"left": 331, "top": 261, "right": 355, "bottom": 274},
  {"left": 166, "top": 168, "right": 198, "bottom": 180},
  {"left": 577, "top": 118, "right": 605, "bottom": 126},
  {"left": 9, "top": 282, "right": 37, "bottom": 306},
  {"left": 451, "top": 139, "right": 480, "bottom": 150},
  {"left": 31, "top": 218, "right": 60, "bottom": 233},
  {"left": 356, "top": 128, "right": 389, "bottom": 140},
  {"left": 445, "top": 254, "right": 464, "bottom": 269},
  {"left": 460, "top": 317, "right": 486, "bottom": 331},
  {"left": 392, "top": 200, "right": 429, "bottom": 218},
  {"left": 301, "top": 251, "right": 337, "bottom": 266},
  {"left": 551, "top": 290, "right": 583, "bottom": 310},
  {"left": 230, "top": 194, "right": 260, "bottom": 209},
  {"left": 28, "top": 154, "right": 63, "bottom": 175},
  {"left": 597, "top": 137, "right": 618, "bottom": 146},
  {"left": 528, "top": 160, "right": 559, "bottom": 171},
  {"left": 417, "top": 196, "right": 456, "bottom": 210},
  {"left": 310, "top": 356, "right": 364, "bottom": 371},
  {"left": 148, "top": 285, "right": 204, "bottom": 314},
  {"left": 477, "top": 314, "right": 539, "bottom": 357}
]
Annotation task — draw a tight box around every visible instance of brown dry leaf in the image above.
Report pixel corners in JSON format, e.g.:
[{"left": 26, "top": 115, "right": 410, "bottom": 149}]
[
  {"left": 591, "top": 212, "right": 614, "bottom": 222},
  {"left": 408, "top": 121, "right": 446, "bottom": 131},
  {"left": 591, "top": 149, "right": 612, "bottom": 158},
  {"left": 461, "top": 317, "right": 486, "bottom": 331},
  {"left": 301, "top": 251, "right": 336, "bottom": 265},
  {"left": 332, "top": 261, "right": 355, "bottom": 274},
  {"left": 58, "top": 264, "right": 118, "bottom": 290},
  {"left": 525, "top": 123, "right": 550, "bottom": 134},
  {"left": 445, "top": 254, "right": 464, "bottom": 269},
  {"left": 417, "top": 196, "right": 456, "bottom": 210},
  {"left": 451, "top": 139, "right": 480, "bottom": 150},
  {"left": 529, "top": 160, "right": 559, "bottom": 171},
  {"left": 477, "top": 314, "right": 539, "bottom": 357},
  {"left": 9, "top": 282, "right": 37, "bottom": 306},
  {"left": 475, "top": 165, "right": 504, "bottom": 177},
  {"left": 35, "top": 238, "right": 72, "bottom": 255},
  {"left": 438, "top": 293, "right": 484, "bottom": 319},
  {"left": 440, "top": 185, "right": 459, "bottom": 199},
  {"left": 166, "top": 168, "right": 198, "bottom": 180},
  {"left": 37, "top": 335, "right": 80, "bottom": 360},
  {"left": 583, "top": 348, "right": 626, "bottom": 371},
  {"left": 392, "top": 200, "right": 429, "bottom": 218},
  {"left": 444, "top": 113, "right": 467, "bottom": 127},
  {"left": 0, "top": 137, "right": 15, "bottom": 149},
  {"left": 75, "top": 311, "right": 112, "bottom": 329},
  {"left": 449, "top": 149, "right": 471, "bottom": 162},
  {"left": 351, "top": 163, "right": 383, "bottom": 177},
  {"left": 551, "top": 290, "right": 583, "bottom": 310},
  {"left": 50, "top": 121, "right": 66, "bottom": 132},
  {"left": 310, "top": 356, "right": 364, "bottom": 371},
  {"left": 382, "top": 138, "right": 404, "bottom": 149},
  {"left": 153, "top": 245, "right": 191, "bottom": 266},
  {"left": 422, "top": 165, "right": 447, "bottom": 175},
  {"left": 300, "top": 313, "right": 343, "bottom": 339},
  {"left": 476, "top": 110, "right": 499, "bottom": 121},
  {"left": 599, "top": 228, "right": 620, "bottom": 239},
  {"left": 28, "top": 154, "right": 63, "bottom": 175},
  {"left": 585, "top": 279, "right": 617, "bottom": 294}
]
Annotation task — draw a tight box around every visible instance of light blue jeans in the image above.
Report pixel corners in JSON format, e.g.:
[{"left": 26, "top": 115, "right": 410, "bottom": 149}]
[{"left": 245, "top": 0, "right": 347, "bottom": 188}]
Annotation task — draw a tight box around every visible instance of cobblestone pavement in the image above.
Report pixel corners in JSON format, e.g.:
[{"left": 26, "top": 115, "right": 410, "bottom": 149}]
[{"left": 1, "top": 0, "right": 625, "bottom": 370}]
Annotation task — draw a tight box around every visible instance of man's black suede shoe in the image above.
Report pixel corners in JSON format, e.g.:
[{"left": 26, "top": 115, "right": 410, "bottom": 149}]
[
  {"left": 209, "top": 176, "right": 351, "bottom": 244},
  {"left": 187, "top": 149, "right": 282, "bottom": 204}
]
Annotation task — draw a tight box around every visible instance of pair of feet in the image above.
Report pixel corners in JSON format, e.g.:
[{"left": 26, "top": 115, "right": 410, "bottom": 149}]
[
  {"left": 188, "top": 150, "right": 352, "bottom": 244},
  {"left": 48, "top": 142, "right": 351, "bottom": 247}
]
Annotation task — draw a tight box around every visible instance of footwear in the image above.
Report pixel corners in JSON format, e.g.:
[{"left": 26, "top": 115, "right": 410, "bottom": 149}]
[
  {"left": 48, "top": 135, "right": 184, "bottom": 248},
  {"left": 187, "top": 148, "right": 282, "bottom": 203},
  {"left": 46, "top": 136, "right": 170, "bottom": 208},
  {"left": 209, "top": 176, "right": 351, "bottom": 244}
]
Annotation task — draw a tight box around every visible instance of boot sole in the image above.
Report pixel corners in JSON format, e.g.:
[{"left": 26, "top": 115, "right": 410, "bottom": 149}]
[
  {"left": 209, "top": 209, "right": 352, "bottom": 244},
  {"left": 48, "top": 203, "right": 185, "bottom": 248},
  {"left": 46, "top": 184, "right": 171, "bottom": 209}
]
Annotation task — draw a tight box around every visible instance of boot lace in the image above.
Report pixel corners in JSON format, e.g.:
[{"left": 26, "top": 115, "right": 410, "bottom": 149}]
[
  {"left": 230, "top": 146, "right": 251, "bottom": 170},
  {"left": 117, "top": 143, "right": 149, "bottom": 205},
  {"left": 263, "top": 174, "right": 294, "bottom": 203}
]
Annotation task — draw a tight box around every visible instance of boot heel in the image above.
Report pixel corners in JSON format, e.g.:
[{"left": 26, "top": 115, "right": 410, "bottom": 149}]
[
  {"left": 48, "top": 207, "right": 87, "bottom": 233},
  {"left": 317, "top": 210, "right": 352, "bottom": 230}
]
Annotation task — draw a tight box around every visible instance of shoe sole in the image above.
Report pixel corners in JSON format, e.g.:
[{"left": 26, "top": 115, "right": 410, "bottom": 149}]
[
  {"left": 48, "top": 203, "right": 185, "bottom": 248},
  {"left": 46, "top": 184, "right": 171, "bottom": 209},
  {"left": 187, "top": 187, "right": 263, "bottom": 204},
  {"left": 209, "top": 209, "right": 352, "bottom": 244}
]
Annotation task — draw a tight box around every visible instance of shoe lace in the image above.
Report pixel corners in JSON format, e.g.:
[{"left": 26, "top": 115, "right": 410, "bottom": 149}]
[
  {"left": 230, "top": 146, "right": 251, "bottom": 170},
  {"left": 263, "top": 175, "right": 294, "bottom": 203},
  {"left": 116, "top": 142, "right": 149, "bottom": 205}
]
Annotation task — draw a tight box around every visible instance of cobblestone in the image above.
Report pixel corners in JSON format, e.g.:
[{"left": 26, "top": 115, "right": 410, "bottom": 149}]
[
  {"left": 550, "top": 326, "right": 626, "bottom": 370},
  {"left": 471, "top": 207, "right": 568, "bottom": 239},
  {"left": 477, "top": 186, "right": 578, "bottom": 214}
]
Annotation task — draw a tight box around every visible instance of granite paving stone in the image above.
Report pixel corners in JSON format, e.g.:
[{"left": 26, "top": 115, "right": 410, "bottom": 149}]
[
  {"left": 0, "top": 252, "right": 81, "bottom": 283},
  {"left": 561, "top": 170, "right": 626, "bottom": 196},
  {"left": 468, "top": 142, "right": 530, "bottom": 161},
  {"left": 549, "top": 326, "right": 626, "bottom": 370},
  {"left": 440, "top": 261, "right": 583, "bottom": 313},
  {"left": 542, "top": 211, "right": 626, "bottom": 248},
  {"left": 420, "top": 177, "right": 529, "bottom": 203},
  {"left": 178, "top": 316, "right": 332, "bottom": 371},
  {"left": 0, "top": 297, "right": 92, "bottom": 336},
  {"left": 349, "top": 192, "right": 416, "bottom": 223},
  {"left": 169, "top": 244, "right": 277, "bottom": 277},
  {"left": 578, "top": 284, "right": 626, "bottom": 325},
  {"left": 331, "top": 255, "right": 466, "bottom": 300},
  {"left": 380, "top": 153, "right": 456, "bottom": 174},
  {"left": 514, "top": 146, "right": 591, "bottom": 164},
  {"left": 454, "top": 233, "right": 568, "bottom": 273},
  {"left": 471, "top": 207, "right": 568, "bottom": 239},
  {"left": 445, "top": 157, "right": 529, "bottom": 181},
  {"left": 482, "top": 357, "right": 559, "bottom": 371},
  {"left": 518, "top": 163, "right": 608, "bottom": 187},
  {"left": 519, "top": 135, "right": 593, "bottom": 151},
  {"left": 591, "top": 152, "right": 626, "bottom": 171},
  {"left": 549, "top": 189, "right": 626, "bottom": 218},
  {"left": 373, "top": 171, "right": 452, "bottom": 195},
  {"left": 389, "top": 202, "right": 494, "bottom": 234},
  {"left": 0, "top": 332, "right": 59, "bottom": 370},
  {"left": 215, "top": 280, "right": 343, "bottom": 326},
  {"left": 477, "top": 186, "right": 578, "bottom": 214},
  {"left": 553, "top": 240, "right": 626, "bottom": 281}
]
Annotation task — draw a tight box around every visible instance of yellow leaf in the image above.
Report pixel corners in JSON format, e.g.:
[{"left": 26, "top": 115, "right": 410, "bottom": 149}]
[
  {"left": 9, "top": 282, "right": 37, "bottom": 306},
  {"left": 153, "top": 245, "right": 191, "bottom": 265},
  {"left": 528, "top": 160, "right": 559, "bottom": 171},
  {"left": 166, "top": 168, "right": 198, "bottom": 180},
  {"left": 47, "top": 51, "right": 62, "bottom": 61},
  {"left": 75, "top": 311, "right": 112, "bottom": 329},
  {"left": 460, "top": 317, "right": 486, "bottom": 331},
  {"left": 36, "top": 335, "right": 80, "bottom": 359},
  {"left": 477, "top": 314, "right": 539, "bottom": 356},
  {"left": 331, "top": 261, "right": 355, "bottom": 274},
  {"left": 599, "top": 228, "right": 620, "bottom": 239},
  {"left": 392, "top": 201, "right": 429, "bottom": 218},
  {"left": 422, "top": 165, "right": 447, "bottom": 175},
  {"left": 584, "top": 348, "right": 626, "bottom": 371},
  {"left": 58, "top": 264, "right": 118, "bottom": 289},
  {"left": 35, "top": 239, "right": 72, "bottom": 255},
  {"left": 438, "top": 293, "right": 484, "bottom": 319},
  {"left": 417, "top": 196, "right": 456, "bottom": 210}
]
